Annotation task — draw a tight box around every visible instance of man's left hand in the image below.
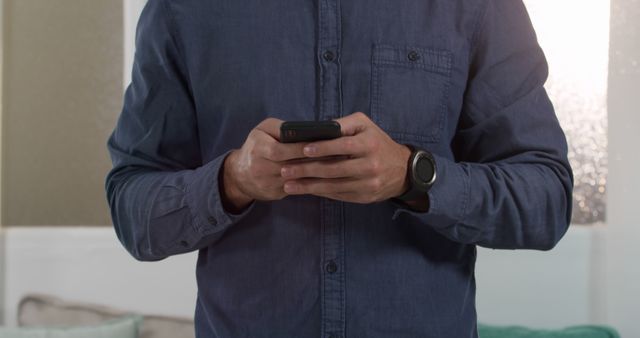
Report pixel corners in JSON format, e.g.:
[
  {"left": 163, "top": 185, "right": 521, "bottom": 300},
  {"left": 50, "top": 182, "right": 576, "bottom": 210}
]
[{"left": 280, "top": 112, "right": 412, "bottom": 204}]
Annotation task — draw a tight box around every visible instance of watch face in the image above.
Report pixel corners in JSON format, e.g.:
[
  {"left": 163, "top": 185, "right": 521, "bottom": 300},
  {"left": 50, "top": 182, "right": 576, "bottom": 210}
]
[{"left": 415, "top": 154, "right": 435, "bottom": 185}]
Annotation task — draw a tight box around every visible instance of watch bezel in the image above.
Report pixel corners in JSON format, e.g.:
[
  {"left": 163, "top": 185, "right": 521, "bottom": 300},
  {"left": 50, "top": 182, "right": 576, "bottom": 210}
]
[{"left": 410, "top": 150, "right": 437, "bottom": 190}]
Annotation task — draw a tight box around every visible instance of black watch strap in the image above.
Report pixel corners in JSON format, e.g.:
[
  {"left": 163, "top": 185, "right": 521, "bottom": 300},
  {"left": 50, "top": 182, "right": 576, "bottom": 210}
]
[{"left": 396, "top": 185, "right": 428, "bottom": 201}]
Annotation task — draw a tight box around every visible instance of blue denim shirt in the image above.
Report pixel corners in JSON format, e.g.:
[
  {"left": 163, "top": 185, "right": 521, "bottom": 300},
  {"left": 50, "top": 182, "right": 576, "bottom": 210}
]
[{"left": 105, "top": 0, "right": 573, "bottom": 337}]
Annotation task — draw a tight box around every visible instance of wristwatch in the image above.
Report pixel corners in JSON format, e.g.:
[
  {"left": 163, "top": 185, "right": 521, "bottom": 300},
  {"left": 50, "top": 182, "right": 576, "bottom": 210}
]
[{"left": 395, "top": 145, "right": 437, "bottom": 202}]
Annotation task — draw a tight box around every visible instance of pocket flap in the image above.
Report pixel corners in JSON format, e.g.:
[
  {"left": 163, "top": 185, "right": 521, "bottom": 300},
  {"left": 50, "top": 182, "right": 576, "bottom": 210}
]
[{"left": 372, "top": 44, "right": 452, "bottom": 75}]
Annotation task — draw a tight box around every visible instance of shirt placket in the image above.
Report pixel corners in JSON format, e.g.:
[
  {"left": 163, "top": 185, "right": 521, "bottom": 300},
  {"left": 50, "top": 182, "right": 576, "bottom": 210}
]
[{"left": 317, "top": 0, "right": 345, "bottom": 337}]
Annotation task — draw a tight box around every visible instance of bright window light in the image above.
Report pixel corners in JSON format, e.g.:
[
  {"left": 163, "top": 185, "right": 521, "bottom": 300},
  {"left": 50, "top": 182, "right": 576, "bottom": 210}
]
[{"left": 524, "top": 0, "right": 610, "bottom": 224}]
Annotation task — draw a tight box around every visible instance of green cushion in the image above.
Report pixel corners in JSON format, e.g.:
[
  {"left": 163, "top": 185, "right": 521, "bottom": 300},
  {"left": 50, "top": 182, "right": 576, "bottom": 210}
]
[
  {"left": 478, "top": 323, "right": 620, "bottom": 338},
  {"left": 0, "top": 315, "right": 142, "bottom": 338}
]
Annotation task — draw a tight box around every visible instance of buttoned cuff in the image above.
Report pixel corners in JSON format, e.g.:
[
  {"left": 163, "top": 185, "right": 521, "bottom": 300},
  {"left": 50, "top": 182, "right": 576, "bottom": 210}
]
[
  {"left": 391, "top": 153, "right": 470, "bottom": 230},
  {"left": 185, "top": 150, "right": 255, "bottom": 235}
]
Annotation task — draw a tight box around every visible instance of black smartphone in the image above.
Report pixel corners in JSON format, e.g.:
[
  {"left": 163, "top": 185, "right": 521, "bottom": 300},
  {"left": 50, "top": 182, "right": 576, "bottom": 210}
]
[{"left": 280, "top": 120, "right": 341, "bottom": 143}]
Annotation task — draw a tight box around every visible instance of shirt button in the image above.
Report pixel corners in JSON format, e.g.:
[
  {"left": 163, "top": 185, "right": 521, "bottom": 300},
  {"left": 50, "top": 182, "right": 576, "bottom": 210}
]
[
  {"left": 407, "top": 50, "right": 420, "bottom": 61},
  {"left": 325, "top": 260, "right": 338, "bottom": 273},
  {"left": 323, "top": 50, "right": 335, "bottom": 62},
  {"left": 207, "top": 216, "right": 217, "bottom": 225}
]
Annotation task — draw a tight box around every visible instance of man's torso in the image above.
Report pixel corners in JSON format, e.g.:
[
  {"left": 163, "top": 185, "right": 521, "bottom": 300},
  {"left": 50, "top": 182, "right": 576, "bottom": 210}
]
[{"left": 165, "top": 1, "right": 483, "bottom": 337}]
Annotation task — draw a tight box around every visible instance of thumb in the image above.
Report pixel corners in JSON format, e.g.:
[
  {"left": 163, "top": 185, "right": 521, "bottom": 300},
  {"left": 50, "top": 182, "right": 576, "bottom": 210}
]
[
  {"left": 335, "top": 112, "right": 369, "bottom": 136},
  {"left": 256, "top": 117, "right": 284, "bottom": 141}
]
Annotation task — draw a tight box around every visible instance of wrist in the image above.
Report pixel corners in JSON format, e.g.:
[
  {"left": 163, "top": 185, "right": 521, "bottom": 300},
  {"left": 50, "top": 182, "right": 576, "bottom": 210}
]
[
  {"left": 397, "top": 144, "right": 413, "bottom": 196},
  {"left": 220, "top": 150, "right": 253, "bottom": 213}
]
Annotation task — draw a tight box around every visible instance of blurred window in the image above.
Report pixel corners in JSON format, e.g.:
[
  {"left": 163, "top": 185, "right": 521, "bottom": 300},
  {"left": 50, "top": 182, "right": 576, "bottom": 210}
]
[{"left": 524, "top": 0, "right": 610, "bottom": 224}]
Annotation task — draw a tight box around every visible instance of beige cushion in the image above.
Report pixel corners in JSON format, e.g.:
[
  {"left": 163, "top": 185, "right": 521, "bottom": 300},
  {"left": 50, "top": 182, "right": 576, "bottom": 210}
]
[{"left": 18, "top": 294, "right": 194, "bottom": 338}]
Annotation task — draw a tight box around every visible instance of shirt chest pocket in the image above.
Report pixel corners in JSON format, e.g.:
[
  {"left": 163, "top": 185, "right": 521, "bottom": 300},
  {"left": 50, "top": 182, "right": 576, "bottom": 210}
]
[{"left": 370, "top": 44, "right": 453, "bottom": 144}]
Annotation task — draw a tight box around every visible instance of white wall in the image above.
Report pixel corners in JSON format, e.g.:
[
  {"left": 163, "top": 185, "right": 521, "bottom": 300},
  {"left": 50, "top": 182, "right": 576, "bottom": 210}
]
[
  {"left": 605, "top": 0, "right": 640, "bottom": 337},
  {"left": 3, "top": 227, "right": 197, "bottom": 326},
  {"left": 123, "top": 0, "right": 146, "bottom": 88},
  {"left": 476, "top": 226, "right": 600, "bottom": 328}
]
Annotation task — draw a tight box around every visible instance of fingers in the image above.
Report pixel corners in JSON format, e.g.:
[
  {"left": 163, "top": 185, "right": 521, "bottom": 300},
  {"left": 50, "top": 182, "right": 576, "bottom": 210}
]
[
  {"left": 281, "top": 157, "right": 371, "bottom": 179},
  {"left": 302, "top": 131, "right": 383, "bottom": 158},
  {"left": 284, "top": 178, "right": 359, "bottom": 195},
  {"left": 301, "top": 112, "right": 376, "bottom": 158},
  {"left": 253, "top": 130, "right": 307, "bottom": 162},
  {"left": 302, "top": 135, "right": 369, "bottom": 158},
  {"left": 283, "top": 177, "right": 381, "bottom": 204}
]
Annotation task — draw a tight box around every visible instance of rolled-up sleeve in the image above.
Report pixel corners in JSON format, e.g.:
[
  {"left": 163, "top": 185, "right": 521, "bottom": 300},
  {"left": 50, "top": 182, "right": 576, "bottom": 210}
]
[
  {"left": 105, "top": 0, "right": 253, "bottom": 261},
  {"left": 393, "top": 0, "right": 574, "bottom": 250}
]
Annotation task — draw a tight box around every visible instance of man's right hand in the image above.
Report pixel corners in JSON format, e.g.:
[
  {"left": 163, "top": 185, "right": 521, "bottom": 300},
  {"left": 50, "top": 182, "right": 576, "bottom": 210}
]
[{"left": 221, "top": 118, "right": 307, "bottom": 212}]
